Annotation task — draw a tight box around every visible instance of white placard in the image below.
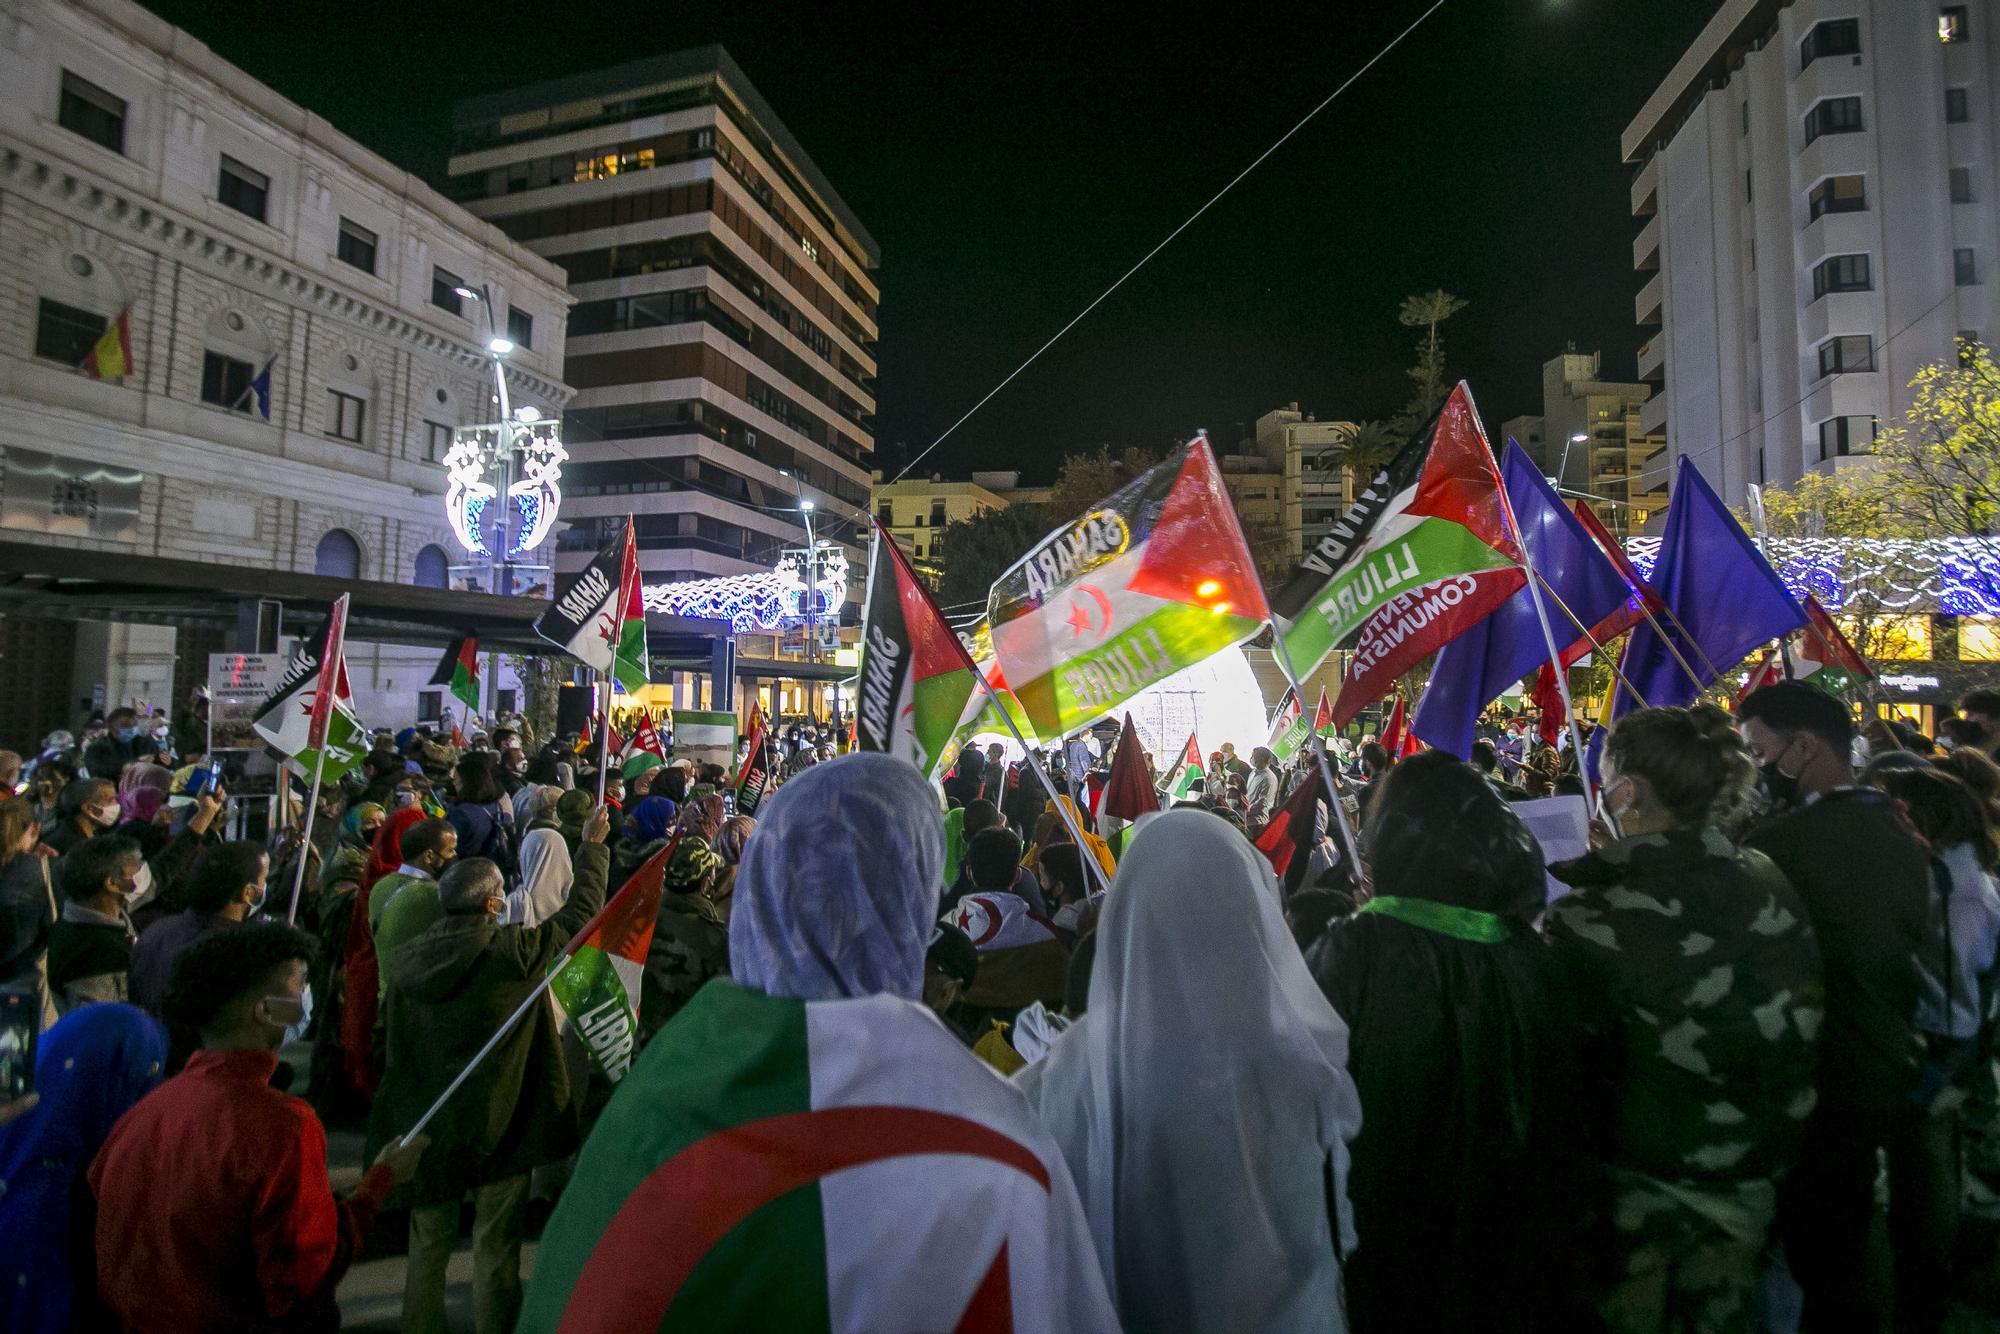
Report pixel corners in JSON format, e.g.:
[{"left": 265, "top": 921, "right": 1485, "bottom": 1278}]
[{"left": 1513, "top": 794, "right": 1593, "bottom": 904}]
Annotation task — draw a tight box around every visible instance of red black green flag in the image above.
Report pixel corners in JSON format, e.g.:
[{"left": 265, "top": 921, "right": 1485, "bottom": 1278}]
[
  {"left": 855, "top": 518, "right": 981, "bottom": 777},
  {"left": 430, "top": 637, "right": 481, "bottom": 714}
]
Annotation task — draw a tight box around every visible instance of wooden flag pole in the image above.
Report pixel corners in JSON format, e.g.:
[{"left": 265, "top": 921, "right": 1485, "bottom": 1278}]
[{"left": 972, "top": 684, "right": 1112, "bottom": 899}]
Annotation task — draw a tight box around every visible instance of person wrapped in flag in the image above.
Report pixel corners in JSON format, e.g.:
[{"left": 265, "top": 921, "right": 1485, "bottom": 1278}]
[{"left": 519, "top": 754, "right": 1118, "bottom": 1333}]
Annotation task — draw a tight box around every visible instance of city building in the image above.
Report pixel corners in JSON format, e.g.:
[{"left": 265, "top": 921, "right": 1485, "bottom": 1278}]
[
  {"left": 1501, "top": 348, "right": 1668, "bottom": 535},
  {"left": 872, "top": 469, "right": 1052, "bottom": 579},
  {"left": 1259, "top": 403, "right": 1359, "bottom": 563},
  {"left": 1624, "top": 0, "right": 2000, "bottom": 510},
  {"left": 0, "top": 0, "right": 573, "bottom": 746}
]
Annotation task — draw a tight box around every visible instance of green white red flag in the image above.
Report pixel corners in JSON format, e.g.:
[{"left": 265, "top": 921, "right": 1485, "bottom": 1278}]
[
  {"left": 855, "top": 517, "right": 982, "bottom": 777},
  {"left": 536, "top": 517, "right": 648, "bottom": 692},
  {"left": 1162, "top": 730, "right": 1205, "bottom": 799},
  {"left": 431, "top": 636, "right": 481, "bottom": 714},
  {"left": 1313, "top": 686, "right": 1336, "bottom": 738},
  {"left": 1272, "top": 383, "right": 1525, "bottom": 729},
  {"left": 1267, "top": 686, "right": 1310, "bottom": 762},
  {"left": 549, "top": 834, "right": 679, "bottom": 1084},
  {"left": 1738, "top": 595, "right": 1873, "bottom": 700},
  {"left": 516, "top": 980, "right": 1118, "bottom": 1332},
  {"left": 252, "top": 596, "right": 368, "bottom": 781},
  {"left": 987, "top": 436, "right": 1269, "bottom": 739}
]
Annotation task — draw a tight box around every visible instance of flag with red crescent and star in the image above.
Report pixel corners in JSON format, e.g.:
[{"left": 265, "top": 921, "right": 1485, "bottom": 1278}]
[
  {"left": 854, "top": 518, "right": 982, "bottom": 778},
  {"left": 250, "top": 595, "right": 368, "bottom": 781}
]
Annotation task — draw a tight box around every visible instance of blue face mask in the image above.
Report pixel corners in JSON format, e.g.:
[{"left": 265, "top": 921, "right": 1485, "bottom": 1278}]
[{"left": 115, "top": 726, "right": 139, "bottom": 742}]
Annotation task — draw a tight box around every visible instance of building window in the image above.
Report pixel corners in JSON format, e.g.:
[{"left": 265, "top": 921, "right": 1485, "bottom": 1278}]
[
  {"left": 1941, "top": 6, "right": 1969, "bottom": 43},
  {"left": 57, "top": 71, "right": 124, "bottom": 154},
  {"left": 877, "top": 502, "right": 892, "bottom": 523},
  {"left": 1952, "top": 167, "right": 1975, "bottom": 203},
  {"left": 336, "top": 218, "right": 377, "bottom": 274},
  {"left": 1958, "top": 248, "right": 1981, "bottom": 285},
  {"left": 424, "top": 419, "right": 453, "bottom": 462},
  {"left": 930, "top": 500, "right": 947, "bottom": 526},
  {"left": 1874, "top": 615, "right": 1933, "bottom": 661},
  {"left": 417, "top": 690, "right": 443, "bottom": 724},
  {"left": 1800, "top": 18, "right": 1861, "bottom": 69},
  {"left": 1812, "top": 253, "right": 1872, "bottom": 298},
  {"left": 33, "top": 297, "right": 106, "bottom": 365},
  {"left": 913, "top": 514, "right": 924, "bottom": 528},
  {"left": 1804, "top": 96, "right": 1865, "bottom": 145},
  {"left": 1808, "top": 175, "right": 1867, "bottom": 219},
  {"left": 326, "top": 388, "right": 366, "bottom": 441},
  {"left": 1960, "top": 619, "right": 2000, "bottom": 662},
  {"left": 1817, "top": 335, "right": 1875, "bottom": 377},
  {"left": 1818, "top": 415, "right": 1878, "bottom": 460},
  {"left": 1745, "top": 169, "right": 1754, "bottom": 202},
  {"left": 314, "top": 529, "right": 361, "bottom": 578},
  {"left": 1961, "top": 330, "right": 1984, "bottom": 363},
  {"left": 1949, "top": 86, "right": 1971, "bottom": 123},
  {"left": 200, "top": 351, "right": 257, "bottom": 411},
  {"left": 217, "top": 156, "right": 269, "bottom": 222},
  {"left": 432, "top": 267, "right": 464, "bottom": 315},
  {"left": 506, "top": 306, "right": 533, "bottom": 347},
  {"left": 413, "top": 544, "right": 449, "bottom": 589}
]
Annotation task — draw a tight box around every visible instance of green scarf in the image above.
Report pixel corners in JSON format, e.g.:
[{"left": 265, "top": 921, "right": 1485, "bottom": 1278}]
[{"left": 1356, "top": 895, "right": 1511, "bottom": 944}]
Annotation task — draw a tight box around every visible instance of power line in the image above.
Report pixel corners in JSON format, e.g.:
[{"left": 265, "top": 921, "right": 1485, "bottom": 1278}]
[{"left": 890, "top": 0, "right": 1451, "bottom": 484}]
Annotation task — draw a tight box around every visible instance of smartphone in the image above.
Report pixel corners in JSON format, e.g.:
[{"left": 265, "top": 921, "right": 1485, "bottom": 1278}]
[{"left": 0, "top": 992, "right": 38, "bottom": 1100}]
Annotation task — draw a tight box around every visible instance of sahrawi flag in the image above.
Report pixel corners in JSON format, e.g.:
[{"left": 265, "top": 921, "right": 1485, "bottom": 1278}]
[
  {"left": 855, "top": 517, "right": 980, "bottom": 776},
  {"left": 516, "top": 980, "right": 1117, "bottom": 1333},
  {"left": 1273, "top": 382, "right": 1525, "bottom": 730},
  {"left": 1267, "top": 686, "right": 1310, "bottom": 762},
  {"left": 988, "top": 435, "right": 1269, "bottom": 739},
  {"left": 734, "top": 703, "right": 775, "bottom": 817},
  {"left": 430, "top": 636, "right": 480, "bottom": 714},
  {"left": 937, "top": 618, "right": 1040, "bottom": 779},
  {"left": 252, "top": 596, "right": 368, "bottom": 781},
  {"left": 549, "top": 834, "right": 678, "bottom": 1084},
  {"left": 535, "top": 517, "right": 648, "bottom": 692},
  {"left": 1162, "top": 731, "right": 1205, "bottom": 798}
]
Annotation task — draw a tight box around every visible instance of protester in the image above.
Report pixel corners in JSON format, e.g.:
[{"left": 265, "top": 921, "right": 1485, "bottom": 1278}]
[
  {"left": 922, "top": 920, "right": 980, "bottom": 1040},
  {"left": 507, "top": 826, "right": 577, "bottom": 928},
  {"left": 29, "top": 752, "right": 76, "bottom": 834},
  {"left": 370, "top": 806, "right": 610, "bottom": 1334},
  {"left": 446, "top": 751, "right": 513, "bottom": 873},
  {"left": 90, "top": 922, "right": 427, "bottom": 1332},
  {"left": 0, "top": 795, "right": 57, "bottom": 1022},
  {"left": 1739, "top": 681, "right": 1933, "bottom": 1329},
  {"left": 309, "top": 801, "right": 382, "bottom": 1115},
  {"left": 942, "top": 748, "right": 987, "bottom": 808},
  {"left": 1546, "top": 706, "right": 1823, "bottom": 1329},
  {"left": 1245, "top": 745, "right": 1281, "bottom": 825},
  {"left": 43, "top": 777, "right": 117, "bottom": 859},
  {"left": 610, "top": 793, "right": 676, "bottom": 884},
  {"left": 0, "top": 1003, "right": 166, "bottom": 1332},
  {"left": 0, "top": 750, "right": 20, "bottom": 796},
  {"left": 127, "top": 839, "right": 269, "bottom": 1015},
  {"left": 1311, "top": 749, "right": 1581, "bottom": 1330},
  {"left": 48, "top": 835, "right": 144, "bottom": 1013},
  {"left": 81, "top": 707, "right": 156, "bottom": 782},
  {"left": 638, "top": 836, "right": 730, "bottom": 1041},
  {"left": 340, "top": 805, "right": 429, "bottom": 1100},
  {"left": 1957, "top": 689, "right": 2000, "bottom": 762},
  {"left": 518, "top": 753, "right": 1118, "bottom": 1332},
  {"left": 554, "top": 787, "right": 596, "bottom": 853},
  {"left": 369, "top": 819, "right": 462, "bottom": 999},
  {"left": 113, "top": 762, "right": 174, "bottom": 858}
]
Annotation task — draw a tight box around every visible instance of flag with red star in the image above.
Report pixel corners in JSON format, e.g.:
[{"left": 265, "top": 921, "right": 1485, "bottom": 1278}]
[
  {"left": 251, "top": 595, "right": 368, "bottom": 781},
  {"left": 536, "top": 517, "right": 648, "bottom": 692},
  {"left": 854, "top": 518, "right": 981, "bottom": 777}
]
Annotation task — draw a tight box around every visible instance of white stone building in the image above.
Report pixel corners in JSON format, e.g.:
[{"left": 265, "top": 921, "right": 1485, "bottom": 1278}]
[
  {"left": 1625, "top": 0, "right": 2000, "bottom": 511},
  {"left": 0, "top": 0, "right": 572, "bottom": 742}
]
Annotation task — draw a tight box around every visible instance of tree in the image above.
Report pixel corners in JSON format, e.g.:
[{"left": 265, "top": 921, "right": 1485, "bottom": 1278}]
[
  {"left": 1393, "top": 289, "right": 1469, "bottom": 433},
  {"left": 506, "top": 654, "right": 566, "bottom": 743},
  {"left": 932, "top": 502, "right": 1054, "bottom": 611},
  {"left": 1342, "top": 420, "right": 1404, "bottom": 483},
  {"left": 1043, "top": 445, "right": 1162, "bottom": 525},
  {"left": 1878, "top": 341, "right": 2000, "bottom": 539}
]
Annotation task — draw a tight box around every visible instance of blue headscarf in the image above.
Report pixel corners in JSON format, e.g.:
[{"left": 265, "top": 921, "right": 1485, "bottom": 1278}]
[
  {"left": 0, "top": 1003, "right": 166, "bottom": 1332},
  {"left": 729, "top": 753, "right": 943, "bottom": 1001},
  {"left": 627, "top": 795, "right": 678, "bottom": 845}
]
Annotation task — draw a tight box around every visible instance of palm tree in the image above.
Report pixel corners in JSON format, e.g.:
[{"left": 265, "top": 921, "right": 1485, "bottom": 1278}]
[{"left": 1397, "top": 289, "right": 1469, "bottom": 423}]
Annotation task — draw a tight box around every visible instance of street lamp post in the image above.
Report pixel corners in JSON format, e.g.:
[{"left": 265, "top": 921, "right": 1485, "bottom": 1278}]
[
  {"left": 1558, "top": 431, "right": 1589, "bottom": 493},
  {"left": 456, "top": 285, "right": 522, "bottom": 594},
  {"left": 779, "top": 468, "right": 820, "bottom": 722}
]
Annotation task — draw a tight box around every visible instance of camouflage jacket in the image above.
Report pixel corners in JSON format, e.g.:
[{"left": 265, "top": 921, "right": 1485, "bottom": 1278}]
[{"left": 638, "top": 892, "right": 728, "bottom": 1042}]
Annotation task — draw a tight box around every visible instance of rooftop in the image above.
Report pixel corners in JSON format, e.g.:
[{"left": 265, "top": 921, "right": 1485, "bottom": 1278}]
[{"left": 1621, "top": 0, "right": 1785, "bottom": 165}]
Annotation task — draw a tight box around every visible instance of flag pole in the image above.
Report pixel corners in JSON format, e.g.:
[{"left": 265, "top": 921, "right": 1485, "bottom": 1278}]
[
  {"left": 1268, "top": 629, "right": 1364, "bottom": 876},
  {"left": 1491, "top": 482, "right": 1596, "bottom": 797},
  {"left": 283, "top": 746, "right": 328, "bottom": 926},
  {"left": 1575, "top": 505, "right": 1718, "bottom": 701},
  {"left": 1523, "top": 567, "right": 1654, "bottom": 710},
  {"left": 967, "top": 675, "right": 1112, "bottom": 899},
  {"left": 594, "top": 672, "right": 613, "bottom": 804},
  {"left": 1744, "top": 483, "right": 1798, "bottom": 681}
]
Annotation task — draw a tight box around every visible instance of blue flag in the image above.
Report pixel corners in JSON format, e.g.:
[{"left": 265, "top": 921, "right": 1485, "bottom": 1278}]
[
  {"left": 1413, "top": 442, "right": 1633, "bottom": 757},
  {"left": 249, "top": 358, "right": 273, "bottom": 421},
  {"left": 1615, "top": 457, "right": 1804, "bottom": 715}
]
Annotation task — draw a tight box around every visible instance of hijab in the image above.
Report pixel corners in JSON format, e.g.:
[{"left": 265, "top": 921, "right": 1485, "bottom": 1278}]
[
  {"left": 1361, "top": 750, "right": 1545, "bottom": 922},
  {"left": 714, "top": 815, "right": 755, "bottom": 866},
  {"left": 115, "top": 763, "right": 172, "bottom": 824},
  {"left": 729, "top": 753, "right": 943, "bottom": 1001},
  {"left": 1019, "top": 808, "right": 1361, "bottom": 1333},
  {"left": 627, "top": 795, "right": 678, "bottom": 845},
  {"left": 340, "top": 802, "right": 385, "bottom": 848},
  {"left": 1036, "top": 795, "right": 1116, "bottom": 878},
  {"left": 364, "top": 806, "right": 427, "bottom": 892},
  {"left": 507, "top": 828, "right": 572, "bottom": 928},
  {"left": 554, "top": 761, "right": 576, "bottom": 791},
  {"left": 677, "top": 793, "right": 725, "bottom": 843},
  {"left": 515, "top": 784, "right": 560, "bottom": 830},
  {"left": 0, "top": 1004, "right": 167, "bottom": 1332}
]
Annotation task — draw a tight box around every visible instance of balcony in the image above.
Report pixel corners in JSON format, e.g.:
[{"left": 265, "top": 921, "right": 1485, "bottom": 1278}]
[
  {"left": 1800, "top": 290, "right": 1874, "bottom": 347},
  {"left": 1637, "top": 335, "right": 1663, "bottom": 381},
  {"left": 1635, "top": 271, "right": 1663, "bottom": 327},
  {"left": 1633, "top": 213, "right": 1660, "bottom": 273},
  {"left": 1795, "top": 56, "right": 1867, "bottom": 111},
  {"left": 1631, "top": 156, "right": 1659, "bottom": 218},
  {"left": 1795, "top": 132, "right": 1870, "bottom": 194},
  {"left": 1640, "top": 394, "right": 1668, "bottom": 437},
  {"left": 1803, "top": 369, "right": 1884, "bottom": 424},
  {"left": 1800, "top": 210, "right": 1876, "bottom": 268}
]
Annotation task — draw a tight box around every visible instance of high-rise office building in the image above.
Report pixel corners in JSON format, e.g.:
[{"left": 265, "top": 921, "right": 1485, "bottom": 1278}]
[
  {"left": 447, "top": 47, "right": 878, "bottom": 590},
  {"left": 1624, "top": 0, "right": 1999, "bottom": 509}
]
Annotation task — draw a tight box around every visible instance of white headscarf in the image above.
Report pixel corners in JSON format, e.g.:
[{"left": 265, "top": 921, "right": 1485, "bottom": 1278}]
[
  {"left": 1018, "top": 807, "right": 1361, "bottom": 1333},
  {"left": 504, "top": 827, "right": 571, "bottom": 928}
]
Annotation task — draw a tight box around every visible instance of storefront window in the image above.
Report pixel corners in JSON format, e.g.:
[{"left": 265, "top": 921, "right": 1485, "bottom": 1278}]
[
  {"left": 1959, "top": 618, "right": 2000, "bottom": 662},
  {"left": 1864, "top": 615, "right": 1932, "bottom": 661}
]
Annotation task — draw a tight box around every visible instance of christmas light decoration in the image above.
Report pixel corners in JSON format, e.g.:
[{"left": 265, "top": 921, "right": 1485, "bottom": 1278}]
[
  {"left": 642, "top": 547, "right": 850, "bottom": 633},
  {"left": 444, "top": 420, "right": 567, "bottom": 558},
  {"left": 1624, "top": 535, "right": 2000, "bottom": 614}
]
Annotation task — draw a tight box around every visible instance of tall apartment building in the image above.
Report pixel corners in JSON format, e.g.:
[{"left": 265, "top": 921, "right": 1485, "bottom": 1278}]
[
  {"left": 871, "top": 469, "right": 1051, "bottom": 581},
  {"left": 1624, "top": 0, "right": 2000, "bottom": 509},
  {"left": 0, "top": 0, "right": 571, "bottom": 740},
  {"left": 1500, "top": 349, "right": 1668, "bottom": 535},
  {"left": 1260, "top": 404, "right": 1359, "bottom": 562},
  {"left": 445, "top": 48, "right": 878, "bottom": 595}
]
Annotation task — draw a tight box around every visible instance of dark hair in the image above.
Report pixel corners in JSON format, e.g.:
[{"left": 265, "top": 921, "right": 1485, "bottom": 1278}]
[
  {"left": 1604, "top": 705, "right": 1757, "bottom": 828},
  {"left": 57, "top": 777, "right": 113, "bottom": 820},
  {"left": 1960, "top": 689, "right": 2000, "bottom": 720},
  {"left": 1940, "top": 716, "right": 1987, "bottom": 749},
  {"left": 453, "top": 752, "right": 503, "bottom": 805},
  {"left": 163, "top": 920, "right": 314, "bottom": 1037},
  {"left": 1064, "top": 929, "right": 1097, "bottom": 1017},
  {"left": 1469, "top": 739, "right": 1498, "bottom": 774},
  {"left": 1937, "top": 748, "right": 2000, "bottom": 826},
  {"left": 437, "top": 857, "right": 504, "bottom": 913},
  {"left": 400, "top": 818, "right": 456, "bottom": 866},
  {"left": 33, "top": 754, "right": 79, "bottom": 790},
  {"left": 1285, "top": 887, "right": 1344, "bottom": 954},
  {"left": 1359, "top": 743, "right": 1389, "bottom": 774},
  {"left": 1039, "top": 843, "right": 1088, "bottom": 905},
  {"left": 1877, "top": 767, "right": 1998, "bottom": 868},
  {"left": 925, "top": 923, "right": 978, "bottom": 987},
  {"left": 963, "top": 799, "right": 1004, "bottom": 838},
  {"left": 1252, "top": 746, "right": 1275, "bottom": 767},
  {"left": 698, "top": 764, "right": 726, "bottom": 787},
  {"left": 967, "top": 827, "right": 1024, "bottom": 890},
  {"left": 106, "top": 707, "right": 137, "bottom": 726},
  {"left": 1740, "top": 681, "right": 1854, "bottom": 751},
  {"left": 659, "top": 767, "right": 689, "bottom": 803},
  {"left": 1361, "top": 750, "right": 1544, "bottom": 920},
  {"left": 61, "top": 834, "right": 141, "bottom": 901},
  {"left": 183, "top": 841, "right": 269, "bottom": 914}
]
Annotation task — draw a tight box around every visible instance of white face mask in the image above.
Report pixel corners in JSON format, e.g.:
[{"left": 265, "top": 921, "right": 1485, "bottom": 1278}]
[
  {"left": 126, "top": 862, "right": 155, "bottom": 911},
  {"left": 87, "top": 803, "right": 119, "bottom": 828}
]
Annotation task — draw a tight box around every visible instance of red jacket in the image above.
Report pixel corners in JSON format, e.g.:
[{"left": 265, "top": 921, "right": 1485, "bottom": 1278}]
[{"left": 88, "top": 1048, "right": 393, "bottom": 1332}]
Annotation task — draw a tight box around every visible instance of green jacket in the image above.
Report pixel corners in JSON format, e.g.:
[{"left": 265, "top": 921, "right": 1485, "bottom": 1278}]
[
  {"left": 366, "top": 842, "right": 608, "bottom": 1205},
  {"left": 366, "top": 869, "right": 427, "bottom": 933},
  {"left": 373, "top": 875, "right": 443, "bottom": 1000}
]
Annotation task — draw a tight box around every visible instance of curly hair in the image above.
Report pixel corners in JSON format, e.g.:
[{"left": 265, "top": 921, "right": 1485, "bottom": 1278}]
[
  {"left": 1605, "top": 704, "right": 1758, "bottom": 830},
  {"left": 163, "top": 920, "right": 315, "bottom": 1038}
]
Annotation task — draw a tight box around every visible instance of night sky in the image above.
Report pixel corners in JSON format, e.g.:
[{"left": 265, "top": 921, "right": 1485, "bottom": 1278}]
[{"left": 146, "top": 0, "right": 1713, "bottom": 482}]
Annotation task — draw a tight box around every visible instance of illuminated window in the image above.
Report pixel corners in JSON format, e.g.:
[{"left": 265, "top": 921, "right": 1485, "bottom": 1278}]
[
  {"left": 1961, "top": 619, "right": 2000, "bottom": 661},
  {"left": 801, "top": 236, "right": 819, "bottom": 264},
  {"left": 1941, "top": 7, "right": 1969, "bottom": 43},
  {"left": 1869, "top": 615, "right": 1933, "bottom": 660}
]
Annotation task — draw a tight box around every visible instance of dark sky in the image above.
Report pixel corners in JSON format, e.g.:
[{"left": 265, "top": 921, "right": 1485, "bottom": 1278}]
[{"left": 147, "top": 0, "right": 1713, "bottom": 482}]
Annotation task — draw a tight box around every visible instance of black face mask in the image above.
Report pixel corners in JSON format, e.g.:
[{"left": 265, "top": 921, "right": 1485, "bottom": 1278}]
[{"left": 1759, "top": 760, "right": 1799, "bottom": 808}]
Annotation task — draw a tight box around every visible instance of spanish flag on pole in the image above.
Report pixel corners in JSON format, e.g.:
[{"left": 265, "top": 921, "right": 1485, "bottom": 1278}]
[{"left": 82, "top": 306, "right": 133, "bottom": 381}]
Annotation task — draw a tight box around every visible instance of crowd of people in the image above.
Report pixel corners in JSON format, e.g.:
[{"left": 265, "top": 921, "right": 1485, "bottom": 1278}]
[{"left": 1, "top": 679, "right": 1999, "bottom": 1331}]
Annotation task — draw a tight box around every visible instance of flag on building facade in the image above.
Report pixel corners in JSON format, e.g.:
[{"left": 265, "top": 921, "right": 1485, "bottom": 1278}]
[
  {"left": 251, "top": 597, "right": 367, "bottom": 782},
  {"left": 430, "top": 637, "right": 481, "bottom": 714},
  {"left": 1615, "top": 459, "right": 1806, "bottom": 714},
  {"left": 1266, "top": 686, "right": 1310, "bottom": 762},
  {"left": 1161, "top": 731, "right": 1204, "bottom": 799},
  {"left": 986, "top": 437, "right": 1268, "bottom": 739},
  {"left": 1271, "top": 383, "right": 1526, "bottom": 730},
  {"left": 549, "top": 835, "right": 678, "bottom": 1085},
  {"left": 854, "top": 518, "right": 981, "bottom": 778},
  {"left": 735, "top": 703, "right": 774, "bottom": 817},
  {"left": 1099, "top": 714, "right": 1160, "bottom": 822},
  {"left": 535, "top": 517, "right": 647, "bottom": 692},
  {"left": 82, "top": 306, "right": 133, "bottom": 381}
]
